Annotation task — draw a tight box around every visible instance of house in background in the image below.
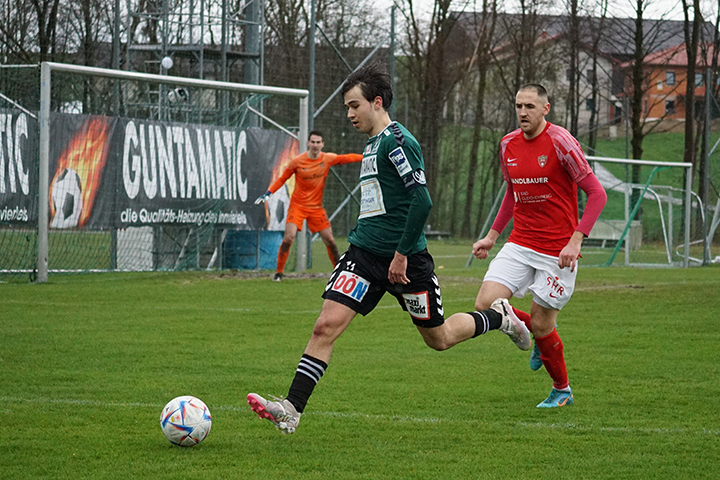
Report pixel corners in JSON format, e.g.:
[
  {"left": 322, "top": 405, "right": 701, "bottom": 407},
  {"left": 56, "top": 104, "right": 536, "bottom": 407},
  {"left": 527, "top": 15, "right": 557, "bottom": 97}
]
[
  {"left": 448, "top": 12, "right": 707, "bottom": 134},
  {"left": 618, "top": 42, "right": 719, "bottom": 122}
]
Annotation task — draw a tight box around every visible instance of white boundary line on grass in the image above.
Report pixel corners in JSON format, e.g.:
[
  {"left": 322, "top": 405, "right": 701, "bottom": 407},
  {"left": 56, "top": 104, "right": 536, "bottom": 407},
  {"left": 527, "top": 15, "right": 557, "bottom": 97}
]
[{"left": 3, "top": 396, "right": 717, "bottom": 436}]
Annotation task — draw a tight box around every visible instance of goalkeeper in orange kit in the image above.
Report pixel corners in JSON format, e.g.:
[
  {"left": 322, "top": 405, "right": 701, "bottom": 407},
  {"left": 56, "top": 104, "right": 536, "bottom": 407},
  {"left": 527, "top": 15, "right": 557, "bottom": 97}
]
[{"left": 255, "top": 130, "right": 363, "bottom": 281}]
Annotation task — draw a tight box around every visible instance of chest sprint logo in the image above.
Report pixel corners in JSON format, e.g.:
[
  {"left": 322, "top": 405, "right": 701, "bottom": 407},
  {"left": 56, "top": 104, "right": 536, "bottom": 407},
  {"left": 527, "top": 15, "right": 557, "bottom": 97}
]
[
  {"left": 402, "top": 292, "right": 430, "bottom": 320},
  {"left": 547, "top": 276, "right": 565, "bottom": 298},
  {"left": 331, "top": 272, "right": 370, "bottom": 302}
]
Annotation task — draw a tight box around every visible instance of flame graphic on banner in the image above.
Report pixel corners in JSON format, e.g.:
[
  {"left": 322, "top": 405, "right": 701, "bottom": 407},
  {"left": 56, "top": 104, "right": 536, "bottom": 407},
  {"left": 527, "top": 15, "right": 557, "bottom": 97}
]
[
  {"left": 264, "top": 138, "right": 298, "bottom": 229},
  {"left": 49, "top": 117, "right": 111, "bottom": 228}
]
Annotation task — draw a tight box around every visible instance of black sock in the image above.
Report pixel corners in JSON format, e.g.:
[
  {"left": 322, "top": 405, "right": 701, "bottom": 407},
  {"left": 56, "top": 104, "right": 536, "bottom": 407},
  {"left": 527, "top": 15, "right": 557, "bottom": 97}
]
[
  {"left": 469, "top": 309, "right": 502, "bottom": 338},
  {"left": 286, "top": 354, "right": 327, "bottom": 413}
]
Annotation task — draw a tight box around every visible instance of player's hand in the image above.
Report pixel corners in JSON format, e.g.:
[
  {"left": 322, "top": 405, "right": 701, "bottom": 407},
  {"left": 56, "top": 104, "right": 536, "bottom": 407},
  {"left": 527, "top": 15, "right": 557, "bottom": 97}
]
[
  {"left": 254, "top": 191, "right": 271, "bottom": 205},
  {"left": 388, "top": 252, "right": 409, "bottom": 285},
  {"left": 558, "top": 232, "right": 584, "bottom": 272},
  {"left": 472, "top": 237, "right": 495, "bottom": 260}
]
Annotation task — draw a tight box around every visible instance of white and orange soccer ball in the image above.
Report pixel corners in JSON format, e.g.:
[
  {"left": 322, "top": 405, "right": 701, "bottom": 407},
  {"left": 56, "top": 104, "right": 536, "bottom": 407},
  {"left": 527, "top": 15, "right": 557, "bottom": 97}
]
[{"left": 160, "top": 396, "right": 212, "bottom": 447}]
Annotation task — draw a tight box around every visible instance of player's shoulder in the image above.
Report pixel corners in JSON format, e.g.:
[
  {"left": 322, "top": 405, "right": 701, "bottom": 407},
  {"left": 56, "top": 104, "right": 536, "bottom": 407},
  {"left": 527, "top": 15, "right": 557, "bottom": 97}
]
[
  {"left": 378, "top": 122, "right": 419, "bottom": 149},
  {"left": 546, "top": 122, "right": 579, "bottom": 146},
  {"left": 501, "top": 128, "right": 523, "bottom": 145}
]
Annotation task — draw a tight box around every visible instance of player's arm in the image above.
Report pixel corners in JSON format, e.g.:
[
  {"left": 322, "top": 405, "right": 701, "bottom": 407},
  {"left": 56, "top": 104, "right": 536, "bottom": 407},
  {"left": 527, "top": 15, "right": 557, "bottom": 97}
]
[
  {"left": 558, "top": 173, "right": 607, "bottom": 272},
  {"left": 474, "top": 184, "right": 514, "bottom": 259},
  {"left": 334, "top": 153, "right": 363, "bottom": 165},
  {"left": 389, "top": 186, "right": 432, "bottom": 285},
  {"left": 255, "top": 162, "right": 296, "bottom": 204}
]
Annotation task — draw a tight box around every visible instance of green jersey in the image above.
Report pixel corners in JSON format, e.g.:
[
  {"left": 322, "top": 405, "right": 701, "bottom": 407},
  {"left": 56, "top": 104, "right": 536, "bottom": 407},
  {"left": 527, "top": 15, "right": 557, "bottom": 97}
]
[{"left": 347, "top": 122, "right": 433, "bottom": 257}]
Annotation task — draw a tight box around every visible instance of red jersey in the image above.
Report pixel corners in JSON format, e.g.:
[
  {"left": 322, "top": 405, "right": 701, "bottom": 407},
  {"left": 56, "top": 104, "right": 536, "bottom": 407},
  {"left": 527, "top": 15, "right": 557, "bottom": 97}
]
[
  {"left": 499, "top": 122, "right": 593, "bottom": 256},
  {"left": 268, "top": 151, "right": 362, "bottom": 209}
]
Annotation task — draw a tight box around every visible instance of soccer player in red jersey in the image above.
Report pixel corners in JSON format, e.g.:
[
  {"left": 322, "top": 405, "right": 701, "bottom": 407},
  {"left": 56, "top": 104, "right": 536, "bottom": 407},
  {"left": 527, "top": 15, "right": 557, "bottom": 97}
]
[
  {"left": 255, "top": 131, "right": 362, "bottom": 281},
  {"left": 461, "top": 83, "right": 607, "bottom": 408}
]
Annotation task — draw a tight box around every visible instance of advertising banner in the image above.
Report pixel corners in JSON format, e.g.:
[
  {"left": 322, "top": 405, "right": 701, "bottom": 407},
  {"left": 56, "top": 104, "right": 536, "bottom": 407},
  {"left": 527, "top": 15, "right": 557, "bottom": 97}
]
[
  {"left": 26, "top": 113, "right": 297, "bottom": 230},
  {"left": 0, "top": 109, "right": 39, "bottom": 224}
]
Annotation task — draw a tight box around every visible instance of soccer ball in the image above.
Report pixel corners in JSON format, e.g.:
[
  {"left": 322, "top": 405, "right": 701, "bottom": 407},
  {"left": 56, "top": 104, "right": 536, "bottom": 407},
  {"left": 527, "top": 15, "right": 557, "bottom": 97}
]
[
  {"left": 160, "top": 396, "right": 212, "bottom": 447},
  {"left": 50, "top": 167, "right": 83, "bottom": 229}
]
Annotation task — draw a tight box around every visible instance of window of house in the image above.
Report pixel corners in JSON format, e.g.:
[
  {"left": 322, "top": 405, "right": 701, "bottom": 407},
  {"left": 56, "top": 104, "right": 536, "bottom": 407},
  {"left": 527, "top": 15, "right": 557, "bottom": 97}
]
[
  {"left": 566, "top": 69, "right": 572, "bottom": 81},
  {"left": 695, "top": 73, "right": 704, "bottom": 86},
  {"left": 657, "top": 80, "right": 663, "bottom": 90},
  {"left": 585, "top": 98, "right": 595, "bottom": 111},
  {"left": 665, "top": 100, "right": 676, "bottom": 115},
  {"left": 586, "top": 69, "right": 595, "bottom": 84},
  {"left": 666, "top": 71, "right": 676, "bottom": 85}
]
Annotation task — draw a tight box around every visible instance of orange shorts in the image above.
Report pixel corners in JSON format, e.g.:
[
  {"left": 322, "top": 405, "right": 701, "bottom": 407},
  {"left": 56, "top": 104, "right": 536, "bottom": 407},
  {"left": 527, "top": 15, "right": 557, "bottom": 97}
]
[{"left": 286, "top": 204, "right": 331, "bottom": 233}]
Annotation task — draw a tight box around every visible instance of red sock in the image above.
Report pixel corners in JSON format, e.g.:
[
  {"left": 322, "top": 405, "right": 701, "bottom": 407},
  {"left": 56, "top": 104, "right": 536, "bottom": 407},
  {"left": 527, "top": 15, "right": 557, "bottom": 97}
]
[
  {"left": 512, "top": 307, "right": 532, "bottom": 332},
  {"left": 535, "top": 328, "right": 569, "bottom": 390},
  {"left": 276, "top": 247, "right": 290, "bottom": 274}
]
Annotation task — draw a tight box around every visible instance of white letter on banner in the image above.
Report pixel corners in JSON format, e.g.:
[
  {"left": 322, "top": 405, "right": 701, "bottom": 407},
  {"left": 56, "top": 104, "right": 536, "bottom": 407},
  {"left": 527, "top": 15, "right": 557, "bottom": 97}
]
[
  {"left": 155, "top": 125, "right": 177, "bottom": 198},
  {"left": 6, "top": 115, "right": 15, "bottom": 193},
  {"left": 236, "top": 130, "right": 247, "bottom": 201},
  {"left": 214, "top": 130, "right": 227, "bottom": 199},
  {"left": 0, "top": 114, "right": 5, "bottom": 193},
  {"left": 223, "top": 130, "right": 235, "bottom": 199},
  {"left": 184, "top": 128, "right": 200, "bottom": 199},
  {"left": 197, "top": 128, "right": 216, "bottom": 198},
  {"left": 172, "top": 126, "right": 186, "bottom": 198},
  {"left": 122, "top": 121, "right": 141, "bottom": 199},
  {"left": 14, "top": 114, "right": 29, "bottom": 195},
  {"left": 142, "top": 124, "right": 158, "bottom": 199}
]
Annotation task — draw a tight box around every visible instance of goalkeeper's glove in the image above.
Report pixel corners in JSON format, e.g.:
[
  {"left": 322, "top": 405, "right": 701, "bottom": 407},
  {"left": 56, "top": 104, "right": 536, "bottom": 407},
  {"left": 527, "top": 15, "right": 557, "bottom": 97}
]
[{"left": 254, "top": 191, "right": 271, "bottom": 205}]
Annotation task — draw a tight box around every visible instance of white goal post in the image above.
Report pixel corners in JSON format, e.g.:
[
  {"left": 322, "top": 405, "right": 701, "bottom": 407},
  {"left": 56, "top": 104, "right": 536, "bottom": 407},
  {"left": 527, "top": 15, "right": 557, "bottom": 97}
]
[
  {"left": 586, "top": 156, "right": 693, "bottom": 268},
  {"left": 37, "top": 61, "right": 309, "bottom": 283}
]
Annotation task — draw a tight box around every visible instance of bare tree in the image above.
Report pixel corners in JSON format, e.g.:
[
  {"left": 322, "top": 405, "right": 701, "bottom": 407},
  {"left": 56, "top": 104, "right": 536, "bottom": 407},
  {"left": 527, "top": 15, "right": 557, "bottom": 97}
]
[
  {"left": 460, "top": 0, "right": 497, "bottom": 238},
  {"left": 399, "top": 0, "right": 466, "bottom": 226}
]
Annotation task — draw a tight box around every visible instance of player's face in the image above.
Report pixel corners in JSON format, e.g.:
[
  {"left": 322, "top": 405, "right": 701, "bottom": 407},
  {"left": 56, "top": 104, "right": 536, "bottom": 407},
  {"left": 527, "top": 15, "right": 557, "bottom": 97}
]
[
  {"left": 344, "top": 85, "right": 383, "bottom": 137},
  {"left": 515, "top": 89, "right": 550, "bottom": 139},
  {"left": 307, "top": 135, "right": 324, "bottom": 158}
]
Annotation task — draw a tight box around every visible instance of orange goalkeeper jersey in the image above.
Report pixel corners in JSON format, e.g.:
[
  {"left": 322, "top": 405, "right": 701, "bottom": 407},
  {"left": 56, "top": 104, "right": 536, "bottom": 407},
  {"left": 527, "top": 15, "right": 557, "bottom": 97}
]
[{"left": 268, "top": 152, "right": 362, "bottom": 209}]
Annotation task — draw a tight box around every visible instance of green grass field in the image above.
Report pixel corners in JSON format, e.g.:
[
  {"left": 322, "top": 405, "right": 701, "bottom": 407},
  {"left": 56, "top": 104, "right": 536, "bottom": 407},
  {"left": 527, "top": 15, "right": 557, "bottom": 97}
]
[{"left": 1, "top": 241, "right": 719, "bottom": 479}]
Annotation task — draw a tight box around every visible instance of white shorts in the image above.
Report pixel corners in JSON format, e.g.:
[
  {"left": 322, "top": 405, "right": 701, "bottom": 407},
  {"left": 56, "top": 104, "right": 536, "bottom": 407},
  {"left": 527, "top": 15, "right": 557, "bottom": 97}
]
[{"left": 483, "top": 242, "right": 577, "bottom": 310}]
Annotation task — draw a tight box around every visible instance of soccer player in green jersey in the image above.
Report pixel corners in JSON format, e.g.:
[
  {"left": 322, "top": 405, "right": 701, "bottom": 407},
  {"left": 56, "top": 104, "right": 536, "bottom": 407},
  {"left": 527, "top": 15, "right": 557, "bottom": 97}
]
[{"left": 247, "top": 63, "right": 531, "bottom": 434}]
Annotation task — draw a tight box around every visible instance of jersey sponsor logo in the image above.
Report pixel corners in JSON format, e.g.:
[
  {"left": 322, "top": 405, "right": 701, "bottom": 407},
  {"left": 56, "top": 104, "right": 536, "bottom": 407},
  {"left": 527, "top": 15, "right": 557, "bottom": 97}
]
[
  {"left": 538, "top": 155, "right": 547, "bottom": 168},
  {"left": 360, "top": 155, "right": 378, "bottom": 177},
  {"left": 546, "top": 275, "right": 565, "bottom": 298},
  {"left": 402, "top": 168, "right": 427, "bottom": 191},
  {"left": 331, "top": 272, "right": 370, "bottom": 302},
  {"left": 514, "top": 191, "right": 553, "bottom": 204},
  {"left": 389, "top": 147, "right": 412, "bottom": 176},
  {"left": 507, "top": 157, "right": 518, "bottom": 166},
  {"left": 510, "top": 177, "right": 549, "bottom": 185},
  {"left": 402, "top": 291, "right": 430, "bottom": 321},
  {"left": 359, "top": 178, "right": 386, "bottom": 219}
]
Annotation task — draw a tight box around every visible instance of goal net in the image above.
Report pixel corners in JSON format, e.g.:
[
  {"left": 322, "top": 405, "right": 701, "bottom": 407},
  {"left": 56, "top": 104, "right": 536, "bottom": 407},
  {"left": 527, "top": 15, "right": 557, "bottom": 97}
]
[
  {"left": 0, "top": 62, "right": 308, "bottom": 283},
  {"left": 583, "top": 156, "right": 704, "bottom": 268}
]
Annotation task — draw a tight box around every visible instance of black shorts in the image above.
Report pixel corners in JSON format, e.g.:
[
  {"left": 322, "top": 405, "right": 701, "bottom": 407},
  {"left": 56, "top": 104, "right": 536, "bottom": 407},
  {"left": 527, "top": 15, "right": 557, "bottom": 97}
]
[{"left": 322, "top": 244, "right": 445, "bottom": 327}]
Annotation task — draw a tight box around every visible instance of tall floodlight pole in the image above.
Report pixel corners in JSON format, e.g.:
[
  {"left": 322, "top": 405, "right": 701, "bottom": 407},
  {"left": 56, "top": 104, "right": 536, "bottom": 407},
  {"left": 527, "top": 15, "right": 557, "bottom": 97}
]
[
  {"left": 703, "top": 68, "right": 711, "bottom": 265},
  {"left": 309, "top": 0, "right": 316, "bottom": 131},
  {"left": 389, "top": 5, "right": 396, "bottom": 120}
]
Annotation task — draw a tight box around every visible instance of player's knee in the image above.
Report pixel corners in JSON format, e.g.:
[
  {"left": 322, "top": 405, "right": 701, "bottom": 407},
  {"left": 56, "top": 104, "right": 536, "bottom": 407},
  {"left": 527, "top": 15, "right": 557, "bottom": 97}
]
[
  {"left": 310, "top": 315, "right": 339, "bottom": 339},
  {"left": 474, "top": 298, "right": 492, "bottom": 311},
  {"left": 424, "top": 337, "right": 451, "bottom": 351}
]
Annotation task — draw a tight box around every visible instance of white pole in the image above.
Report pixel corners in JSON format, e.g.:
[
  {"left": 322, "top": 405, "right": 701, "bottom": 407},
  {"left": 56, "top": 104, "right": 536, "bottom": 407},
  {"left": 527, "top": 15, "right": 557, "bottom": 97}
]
[
  {"left": 37, "top": 63, "right": 51, "bottom": 283},
  {"left": 296, "top": 96, "right": 309, "bottom": 272},
  {"left": 684, "top": 165, "right": 692, "bottom": 268}
]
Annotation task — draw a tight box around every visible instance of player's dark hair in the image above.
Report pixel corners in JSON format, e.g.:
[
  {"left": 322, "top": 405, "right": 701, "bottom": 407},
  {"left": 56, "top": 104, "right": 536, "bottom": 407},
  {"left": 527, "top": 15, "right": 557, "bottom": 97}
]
[
  {"left": 341, "top": 63, "right": 393, "bottom": 110},
  {"left": 308, "top": 130, "right": 324, "bottom": 140},
  {"left": 519, "top": 83, "right": 549, "bottom": 101}
]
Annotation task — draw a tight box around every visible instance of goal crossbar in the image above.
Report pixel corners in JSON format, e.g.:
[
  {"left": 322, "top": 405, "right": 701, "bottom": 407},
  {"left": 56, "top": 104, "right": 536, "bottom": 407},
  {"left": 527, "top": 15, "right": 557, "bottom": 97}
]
[{"left": 37, "top": 61, "right": 309, "bottom": 282}]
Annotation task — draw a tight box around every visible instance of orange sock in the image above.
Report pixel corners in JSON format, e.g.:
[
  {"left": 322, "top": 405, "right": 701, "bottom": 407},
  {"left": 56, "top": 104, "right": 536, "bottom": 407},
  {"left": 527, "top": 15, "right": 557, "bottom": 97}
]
[
  {"left": 512, "top": 306, "right": 532, "bottom": 332},
  {"left": 535, "top": 328, "right": 569, "bottom": 390},
  {"left": 276, "top": 247, "right": 290, "bottom": 274},
  {"left": 326, "top": 245, "right": 339, "bottom": 266}
]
